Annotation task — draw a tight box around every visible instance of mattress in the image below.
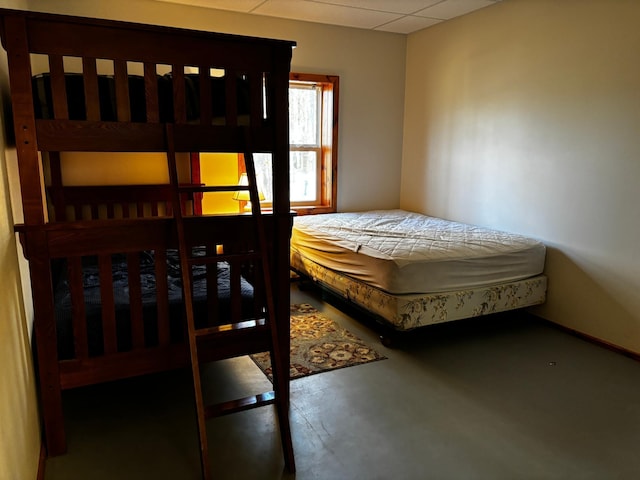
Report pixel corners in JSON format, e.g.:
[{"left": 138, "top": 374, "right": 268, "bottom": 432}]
[
  {"left": 291, "top": 210, "right": 546, "bottom": 294},
  {"left": 291, "top": 250, "right": 547, "bottom": 331}
]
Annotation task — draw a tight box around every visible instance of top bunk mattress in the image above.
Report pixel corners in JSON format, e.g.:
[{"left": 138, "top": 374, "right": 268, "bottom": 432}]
[{"left": 291, "top": 210, "right": 546, "bottom": 294}]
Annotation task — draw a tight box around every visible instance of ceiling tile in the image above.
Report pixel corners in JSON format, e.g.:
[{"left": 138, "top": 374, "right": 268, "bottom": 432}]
[
  {"left": 375, "top": 15, "right": 442, "bottom": 34},
  {"left": 254, "top": 0, "right": 402, "bottom": 29},
  {"left": 311, "top": 0, "right": 443, "bottom": 15},
  {"left": 415, "top": 0, "right": 497, "bottom": 20},
  {"left": 151, "top": 0, "right": 502, "bottom": 34},
  {"left": 154, "top": 0, "right": 264, "bottom": 12}
]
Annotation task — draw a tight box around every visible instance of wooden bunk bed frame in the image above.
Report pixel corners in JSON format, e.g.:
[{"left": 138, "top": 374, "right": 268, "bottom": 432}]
[{"left": 0, "top": 8, "right": 295, "bottom": 457}]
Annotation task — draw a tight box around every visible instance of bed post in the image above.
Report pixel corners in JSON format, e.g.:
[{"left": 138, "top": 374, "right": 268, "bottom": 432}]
[
  {"left": 24, "top": 231, "right": 66, "bottom": 455},
  {"left": 2, "top": 12, "right": 67, "bottom": 455},
  {"left": 272, "top": 47, "right": 294, "bottom": 408}
]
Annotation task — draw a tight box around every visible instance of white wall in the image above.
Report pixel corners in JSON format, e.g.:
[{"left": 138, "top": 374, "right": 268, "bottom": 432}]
[
  {"left": 402, "top": 0, "right": 640, "bottom": 354},
  {"left": 24, "top": 0, "right": 407, "bottom": 212}
]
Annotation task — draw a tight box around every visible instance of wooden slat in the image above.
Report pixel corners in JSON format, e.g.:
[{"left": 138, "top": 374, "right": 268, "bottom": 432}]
[
  {"left": 127, "top": 252, "right": 145, "bottom": 349},
  {"left": 206, "top": 244, "right": 219, "bottom": 326},
  {"left": 189, "top": 152, "right": 203, "bottom": 215},
  {"left": 251, "top": 263, "right": 265, "bottom": 319},
  {"left": 23, "top": 15, "right": 291, "bottom": 70},
  {"left": 225, "top": 70, "right": 237, "bottom": 126},
  {"left": 58, "top": 344, "right": 189, "bottom": 390},
  {"left": 114, "top": 59, "right": 131, "bottom": 122},
  {"left": 199, "top": 67, "right": 212, "bottom": 125},
  {"left": 194, "top": 318, "right": 270, "bottom": 362},
  {"left": 144, "top": 62, "right": 159, "bottom": 123},
  {"left": 172, "top": 65, "right": 186, "bottom": 123},
  {"left": 34, "top": 119, "right": 275, "bottom": 152},
  {"left": 154, "top": 248, "right": 171, "bottom": 346},
  {"left": 98, "top": 254, "right": 117, "bottom": 354},
  {"left": 81, "top": 57, "right": 100, "bottom": 121},
  {"left": 31, "top": 215, "right": 281, "bottom": 260},
  {"left": 229, "top": 259, "right": 242, "bottom": 323},
  {"left": 48, "top": 152, "right": 66, "bottom": 221},
  {"left": 67, "top": 256, "right": 88, "bottom": 359},
  {"left": 249, "top": 71, "right": 262, "bottom": 126},
  {"left": 204, "top": 391, "right": 275, "bottom": 419},
  {"left": 48, "top": 54, "right": 68, "bottom": 119}
]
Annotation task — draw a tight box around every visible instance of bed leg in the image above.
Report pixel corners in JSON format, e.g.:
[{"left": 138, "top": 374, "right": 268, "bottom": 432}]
[
  {"left": 380, "top": 334, "right": 395, "bottom": 348},
  {"left": 41, "top": 385, "right": 66, "bottom": 456},
  {"left": 29, "top": 248, "right": 67, "bottom": 456},
  {"left": 378, "top": 325, "right": 403, "bottom": 348},
  {"left": 296, "top": 277, "right": 317, "bottom": 292},
  {"left": 34, "top": 332, "right": 66, "bottom": 456}
]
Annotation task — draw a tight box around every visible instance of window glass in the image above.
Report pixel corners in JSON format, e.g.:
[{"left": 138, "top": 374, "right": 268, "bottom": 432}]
[
  {"left": 289, "top": 84, "right": 319, "bottom": 146},
  {"left": 253, "top": 73, "right": 338, "bottom": 213}
]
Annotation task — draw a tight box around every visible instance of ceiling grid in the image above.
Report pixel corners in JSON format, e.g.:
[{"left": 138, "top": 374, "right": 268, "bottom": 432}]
[{"left": 155, "top": 0, "right": 502, "bottom": 34}]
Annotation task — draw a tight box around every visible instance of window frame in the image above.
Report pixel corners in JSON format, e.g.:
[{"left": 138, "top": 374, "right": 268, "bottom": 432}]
[
  {"left": 234, "top": 72, "right": 338, "bottom": 214},
  {"left": 288, "top": 72, "right": 338, "bottom": 215}
]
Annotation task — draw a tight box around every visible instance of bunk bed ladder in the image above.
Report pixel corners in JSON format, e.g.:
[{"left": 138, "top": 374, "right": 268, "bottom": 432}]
[{"left": 164, "top": 124, "right": 295, "bottom": 479}]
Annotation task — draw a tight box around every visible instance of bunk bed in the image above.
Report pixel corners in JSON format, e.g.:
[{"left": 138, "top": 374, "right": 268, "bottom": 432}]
[
  {"left": 291, "top": 210, "right": 548, "bottom": 343},
  {"left": 0, "top": 8, "right": 295, "bottom": 458}
]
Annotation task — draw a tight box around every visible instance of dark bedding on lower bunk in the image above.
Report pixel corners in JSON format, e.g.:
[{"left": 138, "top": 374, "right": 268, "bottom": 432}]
[{"left": 53, "top": 248, "right": 255, "bottom": 359}]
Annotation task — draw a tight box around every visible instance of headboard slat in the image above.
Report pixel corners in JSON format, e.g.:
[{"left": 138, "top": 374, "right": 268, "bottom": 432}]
[
  {"left": 144, "top": 62, "right": 159, "bottom": 123},
  {"left": 81, "top": 57, "right": 100, "bottom": 121},
  {"left": 126, "top": 253, "right": 145, "bottom": 349},
  {"left": 113, "top": 59, "right": 131, "bottom": 122},
  {"left": 48, "top": 55, "right": 68, "bottom": 120},
  {"left": 98, "top": 254, "right": 117, "bottom": 354},
  {"left": 67, "top": 256, "right": 88, "bottom": 359},
  {"left": 199, "top": 67, "right": 212, "bottom": 125},
  {"left": 154, "top": 249, "right": 171, "bottom": 346}
]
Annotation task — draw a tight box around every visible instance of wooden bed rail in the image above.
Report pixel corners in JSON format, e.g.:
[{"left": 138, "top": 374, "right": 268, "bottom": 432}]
[
  {"left": 0, "top": 7, "right": 288, "bottom": 152},
  {"left": 47, "top": 184, "right": 203, "bottom": 221},
  {"left": 14, "top": 214, "right": 285, "bottom": 375}
]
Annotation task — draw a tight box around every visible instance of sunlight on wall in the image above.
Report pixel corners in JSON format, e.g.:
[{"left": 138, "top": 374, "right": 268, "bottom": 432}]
[
  {"left": 402, "top": 0, "right": 640, "bottom": 354},
  {"left": 199, "top": 152, "right": 241, "bottom": 214},
  {"left": 59, "top": 152, "right": 180, "bottom": 185}
]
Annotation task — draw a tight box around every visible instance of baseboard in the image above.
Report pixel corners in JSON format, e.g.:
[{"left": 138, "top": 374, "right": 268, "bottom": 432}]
[
  {"left": 536, "top": 316, "right": 640, "bottom": 362},
  {"left": 37, "top": 442, "right": 46, "bottom": 480}
]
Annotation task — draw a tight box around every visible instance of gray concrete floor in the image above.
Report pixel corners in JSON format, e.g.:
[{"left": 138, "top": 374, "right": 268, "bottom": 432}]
[{"left": 44, "top": 283, "right": 640, "bottom": 479}]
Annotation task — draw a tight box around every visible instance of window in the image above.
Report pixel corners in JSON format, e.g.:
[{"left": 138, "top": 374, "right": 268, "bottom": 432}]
[{"left": 254, "top": 73, "right": 338, "bottom": 214}]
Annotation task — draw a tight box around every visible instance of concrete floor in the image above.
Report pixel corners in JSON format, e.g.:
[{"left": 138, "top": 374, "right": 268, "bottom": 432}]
[{"left": 44, "top": 283, "right": 640, "bottom": 479}]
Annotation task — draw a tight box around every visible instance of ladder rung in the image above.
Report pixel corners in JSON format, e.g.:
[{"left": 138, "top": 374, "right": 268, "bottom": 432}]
[
  {"left": 178, "top": 185, "right": 250, "bottom": 194},
  {"left": 204, "top": 391, "right": 276, "bottom": 419},
  {"left": 188, "top": 252, "right": 261, "bottom": 266},
  {"left": 194, "top": 318, "right": 267, "bottom": 339},
  {"left": 195, "top": 319, "right": 271, "bottom": 363}
]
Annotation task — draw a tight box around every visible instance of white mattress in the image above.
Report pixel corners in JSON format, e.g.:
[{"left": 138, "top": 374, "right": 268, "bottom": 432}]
[{"left": 291, "top": 210, "right": 546, "bottom": 294}]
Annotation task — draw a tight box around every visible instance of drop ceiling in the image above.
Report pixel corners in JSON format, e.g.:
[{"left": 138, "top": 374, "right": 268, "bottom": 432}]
[{"left": 154, "top": 0, "right": 502, "bottom": 34}]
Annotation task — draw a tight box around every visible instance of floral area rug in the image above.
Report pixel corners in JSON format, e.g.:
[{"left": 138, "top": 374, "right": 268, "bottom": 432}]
[{"left": 251, "top": 303, "right": 387, "bottom": 381}]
